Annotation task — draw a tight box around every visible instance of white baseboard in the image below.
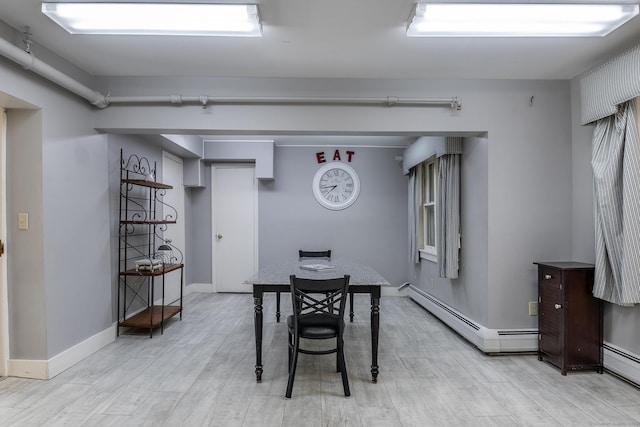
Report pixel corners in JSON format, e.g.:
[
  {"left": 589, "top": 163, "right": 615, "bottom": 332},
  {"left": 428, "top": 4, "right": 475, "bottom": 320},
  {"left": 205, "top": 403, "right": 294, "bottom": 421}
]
[
  {"left": 7, "top": 359, "right": 49, "bottom": 380},
  {"left": 408, "top": 285, "right": 538, "bottom": 353},
  {"left": 8, "top": 324, "right": 116, "bottom": 380},
  {"left": 186, "top": 283, "right": 214, "bottom": 294},
  {"left": 382, "top": 285, "right": 407, "bottom": 297}
]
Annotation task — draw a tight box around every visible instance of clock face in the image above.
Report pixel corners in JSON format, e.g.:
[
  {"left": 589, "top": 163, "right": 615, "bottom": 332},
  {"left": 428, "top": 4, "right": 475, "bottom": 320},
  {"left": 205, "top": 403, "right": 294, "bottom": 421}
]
[{"left": 312, "top": 162, "right": 360, "bottom": 210}]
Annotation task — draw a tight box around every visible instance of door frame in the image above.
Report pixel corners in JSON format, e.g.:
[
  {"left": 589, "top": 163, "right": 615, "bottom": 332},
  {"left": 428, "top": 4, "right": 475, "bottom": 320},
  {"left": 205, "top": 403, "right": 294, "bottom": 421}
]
[
  {"left": 0, "top": 108, "right": 7, "bottom": 377},
  {"left": 162, "top": 151, "right": 186, "bottom": 299},
  {"left": 210, "top": 163, "right": 258, "bottom": 293}
]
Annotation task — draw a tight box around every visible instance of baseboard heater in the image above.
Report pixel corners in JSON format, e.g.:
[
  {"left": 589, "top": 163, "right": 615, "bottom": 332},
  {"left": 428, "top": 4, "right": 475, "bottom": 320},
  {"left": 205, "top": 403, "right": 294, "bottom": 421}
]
[
  {"left": 408, "top": 285, "right": 538, "bottom": 354},
  {"left": 408, "top": 285, "right": 640, "bottom": 386},
  {"left": 603, "top": 342, "right": 640, "bottom": 387}
]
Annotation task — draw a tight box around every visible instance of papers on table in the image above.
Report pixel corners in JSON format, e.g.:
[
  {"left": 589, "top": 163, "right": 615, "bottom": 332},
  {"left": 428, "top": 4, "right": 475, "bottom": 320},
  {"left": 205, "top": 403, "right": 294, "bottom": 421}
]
[{"left": 299, "top": 263, "right": 335, "bottom": 272}]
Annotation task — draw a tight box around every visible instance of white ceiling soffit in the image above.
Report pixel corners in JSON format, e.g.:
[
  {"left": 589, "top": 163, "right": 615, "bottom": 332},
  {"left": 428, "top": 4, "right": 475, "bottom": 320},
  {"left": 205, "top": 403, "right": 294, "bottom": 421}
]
[{"left": 203, "top": 135, "right": 420, "bottom": 148}]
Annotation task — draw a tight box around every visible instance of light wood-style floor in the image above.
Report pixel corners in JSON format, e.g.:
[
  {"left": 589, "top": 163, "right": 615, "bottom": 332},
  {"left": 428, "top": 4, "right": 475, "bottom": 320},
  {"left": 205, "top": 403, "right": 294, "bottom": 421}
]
[{"left": 1, "top": 292, "right": 640, "bottom": 426}]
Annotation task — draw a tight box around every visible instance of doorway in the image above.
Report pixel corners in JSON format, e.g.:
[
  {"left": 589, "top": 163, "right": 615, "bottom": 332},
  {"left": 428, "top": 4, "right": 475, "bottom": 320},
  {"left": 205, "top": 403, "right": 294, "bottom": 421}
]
[{"left": 211, "top": 164, "right": 257, "bottom": 293}]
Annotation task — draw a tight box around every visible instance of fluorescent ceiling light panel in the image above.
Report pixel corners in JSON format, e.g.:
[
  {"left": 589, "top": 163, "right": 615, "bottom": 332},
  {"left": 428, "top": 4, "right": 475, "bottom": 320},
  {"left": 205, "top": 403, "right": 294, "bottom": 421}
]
[
  {"left": 407, "top": 3, "right": 639, "bottom": 37},
  {"left": 41, "top": 2, "right": 262, "bottom": 36}
]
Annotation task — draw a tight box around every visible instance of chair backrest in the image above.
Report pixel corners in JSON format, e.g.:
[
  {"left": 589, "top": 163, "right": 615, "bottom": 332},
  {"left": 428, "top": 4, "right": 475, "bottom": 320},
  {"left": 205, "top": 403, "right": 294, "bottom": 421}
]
[
  {"left": 298, "top": 249, "right": 332, "bottom": 260},
  {"left": 289, "top": 275, "right": 349, "bottom": 320}
]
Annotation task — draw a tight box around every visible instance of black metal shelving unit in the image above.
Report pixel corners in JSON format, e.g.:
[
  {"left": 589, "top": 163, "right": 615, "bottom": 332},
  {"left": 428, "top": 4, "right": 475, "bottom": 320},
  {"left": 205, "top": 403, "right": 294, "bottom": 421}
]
[{"left": 118, "top": 150, "right": 184, "bottom": 338}]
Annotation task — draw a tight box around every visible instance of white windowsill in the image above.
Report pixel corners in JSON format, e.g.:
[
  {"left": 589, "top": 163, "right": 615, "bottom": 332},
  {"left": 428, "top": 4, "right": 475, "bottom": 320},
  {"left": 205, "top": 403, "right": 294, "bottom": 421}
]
[{"left": 420, "top": 249, "right": 437, "bottom": 263}]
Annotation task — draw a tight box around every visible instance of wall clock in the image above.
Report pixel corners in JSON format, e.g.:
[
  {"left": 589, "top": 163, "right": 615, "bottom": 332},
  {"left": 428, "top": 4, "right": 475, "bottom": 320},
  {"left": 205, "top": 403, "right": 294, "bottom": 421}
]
[{"left": 312, "top": 162, "right": 360, "bottom": 210}]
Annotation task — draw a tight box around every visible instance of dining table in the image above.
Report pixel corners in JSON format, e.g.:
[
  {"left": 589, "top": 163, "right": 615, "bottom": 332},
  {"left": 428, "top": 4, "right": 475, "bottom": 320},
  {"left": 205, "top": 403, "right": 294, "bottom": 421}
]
[{"left": 244, "top": 257, "right": 391, "bottom": 383}]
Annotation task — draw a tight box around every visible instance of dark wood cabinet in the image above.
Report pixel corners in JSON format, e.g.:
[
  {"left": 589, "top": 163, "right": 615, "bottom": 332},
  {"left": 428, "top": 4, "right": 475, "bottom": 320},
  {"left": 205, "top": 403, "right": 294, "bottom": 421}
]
[{"left": 535, "top": 261, "right": 603, "bottom": 375}]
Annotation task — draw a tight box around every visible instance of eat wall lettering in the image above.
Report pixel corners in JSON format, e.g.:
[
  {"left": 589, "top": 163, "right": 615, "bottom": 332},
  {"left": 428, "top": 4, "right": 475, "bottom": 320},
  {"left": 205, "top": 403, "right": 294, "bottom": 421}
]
[{"left": 316, "top": 149, "right": 355, "bottom": 164}]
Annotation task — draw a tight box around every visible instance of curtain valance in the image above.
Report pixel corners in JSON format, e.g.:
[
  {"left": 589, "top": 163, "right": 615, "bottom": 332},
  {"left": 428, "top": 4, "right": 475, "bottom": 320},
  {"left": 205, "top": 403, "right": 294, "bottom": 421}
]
[
  {"left": 402, "top": 136, "right": 463, "bottom": 175},
  {"left": 580, "top": 44, "right": 640, "bottom": 125}
]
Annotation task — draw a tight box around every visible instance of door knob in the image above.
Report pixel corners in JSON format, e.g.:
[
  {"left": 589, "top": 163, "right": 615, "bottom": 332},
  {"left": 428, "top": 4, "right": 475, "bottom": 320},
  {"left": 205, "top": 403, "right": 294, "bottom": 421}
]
[
  {"left": 217, "top": 234, "right": 223, "bottom": 239},
  {"left": 554, "top": 304, "right": 562, "bottom": 309}
]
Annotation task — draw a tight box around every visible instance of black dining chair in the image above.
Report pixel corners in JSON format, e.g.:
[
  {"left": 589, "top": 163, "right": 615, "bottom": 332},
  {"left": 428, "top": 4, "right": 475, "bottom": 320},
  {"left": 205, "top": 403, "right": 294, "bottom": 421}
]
[
  {"left": 286, "top": 274, "right": 350, "bottom": 398},
  {"left": 275, "top": 250, "right": 332, "bottom": 322},
  {"left": 298, "top": 250, "right": 332, "bottom": 259}
]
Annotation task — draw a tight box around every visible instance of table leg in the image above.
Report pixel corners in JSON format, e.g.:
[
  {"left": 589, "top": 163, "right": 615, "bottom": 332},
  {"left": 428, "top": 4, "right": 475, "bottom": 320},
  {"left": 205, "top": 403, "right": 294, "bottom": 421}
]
[
  {"left": 253, "top": 288, "right": 263, "bottom": 382},
  {"left": 349, "top": 291, "right": 354, "bottom": 322},
  {"left": 276, "top": 291, "right": 281, "bottom": 322},
  {"left": 370, "top": 286, "right": 380, "bottom": 382}
]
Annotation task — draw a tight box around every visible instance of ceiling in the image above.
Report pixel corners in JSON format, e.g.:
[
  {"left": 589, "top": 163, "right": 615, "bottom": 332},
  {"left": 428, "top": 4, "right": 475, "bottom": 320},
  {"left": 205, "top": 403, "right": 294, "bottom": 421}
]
[
  {"left": 1, "top": 0, "right": 640, "bottom": 81},
  {"left": 1, "top": 1, "right": 639, "bottom": 148}
]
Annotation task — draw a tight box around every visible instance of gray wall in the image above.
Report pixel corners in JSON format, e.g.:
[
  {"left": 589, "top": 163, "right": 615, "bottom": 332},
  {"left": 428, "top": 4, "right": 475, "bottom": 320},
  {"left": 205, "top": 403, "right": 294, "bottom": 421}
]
[
  {"left": 185, "top": 181, "right": 212, "bottom": 286},
  {"left": 2, "top": 34, "right": 640, "bottom": 372},
  {"left": 7, "top": 108, "right": 46, "bottom": 359},
  {"left": 413, "top": 136, "right": 489, "bottom": 325},
  {"left": 1, "top": 52, "right": 112, "bottom": 360},
  {"left": 93, "top": 76, "right": 573, "bottom": 332},
  {"left": 185, "top": 144, "right": 409, "bottom": 286},
  {"left": 42, "top": 113, "right": 111, "bottom": 358},
  {"left": 259, "top": 145, "right": 408, "bottom": 284},
  {"left": 404, "top": 80, "right": 573, "bottom": 330}
]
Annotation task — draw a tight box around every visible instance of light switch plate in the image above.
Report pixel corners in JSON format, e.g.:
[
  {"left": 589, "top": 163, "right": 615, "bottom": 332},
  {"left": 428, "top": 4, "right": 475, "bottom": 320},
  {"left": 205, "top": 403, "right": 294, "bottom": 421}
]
[{"left": 18, "top": 212, "right": 28, "bottom": 230}]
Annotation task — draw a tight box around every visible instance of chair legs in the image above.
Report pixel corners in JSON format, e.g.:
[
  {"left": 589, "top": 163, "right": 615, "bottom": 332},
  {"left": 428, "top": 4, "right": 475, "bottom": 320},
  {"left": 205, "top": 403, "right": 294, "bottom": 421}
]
[
  {"left": 338, "top": 338, "right": 350, "bottom": 397},
  {"left": 286, "top": 338, "right": 350, "bottom": 398},
  {"left": 286, "top": 336, "right": 299, "bottom": 399},
  {"left": 288, "top": 331, "right": 291, "bottom": 372}
]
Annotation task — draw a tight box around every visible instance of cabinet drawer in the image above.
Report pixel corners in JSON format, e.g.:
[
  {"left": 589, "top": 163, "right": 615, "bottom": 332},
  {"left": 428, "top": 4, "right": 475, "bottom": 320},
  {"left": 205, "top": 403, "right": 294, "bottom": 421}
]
[{"left": 540, "top": 267, "right": 561, "bottom": 286}]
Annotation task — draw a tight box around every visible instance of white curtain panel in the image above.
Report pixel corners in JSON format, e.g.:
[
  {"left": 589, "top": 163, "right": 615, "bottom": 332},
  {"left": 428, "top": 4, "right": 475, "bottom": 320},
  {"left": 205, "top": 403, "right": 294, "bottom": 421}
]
[
  {"left": 437, "top": 154, "right": 461, "bottom": 279},
  {"left": 408, "top": 168, "right": 420, "bottom": 264},
  {"left": 592, "top": 100, "right": 640, "bottom": 305}
]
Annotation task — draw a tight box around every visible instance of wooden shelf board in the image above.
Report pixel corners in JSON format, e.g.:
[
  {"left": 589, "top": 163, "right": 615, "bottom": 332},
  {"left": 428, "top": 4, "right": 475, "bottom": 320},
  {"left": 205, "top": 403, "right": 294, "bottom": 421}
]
[
  {"left": 118, "top": 305, "right": 182, "bottom": 329},
  {"left": 120, "top": 263, "right": 184, "bottom": 276},
  {"left": 121, "top": 179, "right": 173, "bottom": 190}
]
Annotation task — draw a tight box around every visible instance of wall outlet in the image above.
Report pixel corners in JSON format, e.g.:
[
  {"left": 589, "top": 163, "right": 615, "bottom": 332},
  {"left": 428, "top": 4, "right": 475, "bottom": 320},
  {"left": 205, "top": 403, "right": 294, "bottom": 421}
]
[{"left": 528, "top": 301, "right": 538, "bottom": 316}]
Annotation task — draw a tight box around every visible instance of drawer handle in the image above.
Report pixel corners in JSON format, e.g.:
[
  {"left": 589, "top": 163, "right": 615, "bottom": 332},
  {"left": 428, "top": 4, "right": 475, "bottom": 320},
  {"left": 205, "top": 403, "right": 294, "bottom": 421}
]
[
  {"left": 545, "top": 274, "right": 552, "bottom": 280},
  {"left": 554, "top": 304, "right": 562, "bottom": 309}
]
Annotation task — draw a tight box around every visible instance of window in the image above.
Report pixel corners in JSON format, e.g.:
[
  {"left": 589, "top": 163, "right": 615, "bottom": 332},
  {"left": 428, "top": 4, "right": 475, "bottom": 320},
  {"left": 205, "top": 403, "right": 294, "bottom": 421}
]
[
  {"left": 420, "top": 158, "right": 438, "bottom": 262},
  {"left": 407, "top": 136, "right": 461, "bottom": 277}
]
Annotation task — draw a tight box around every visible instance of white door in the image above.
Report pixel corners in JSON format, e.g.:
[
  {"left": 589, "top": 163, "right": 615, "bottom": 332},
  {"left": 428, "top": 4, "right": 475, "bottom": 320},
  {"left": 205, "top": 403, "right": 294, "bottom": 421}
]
[
  {"left": 161, "top": 152, "right": 185, "bottom": 304},
  {"left": 0, "top": 108, "right": 6, "bottom": 377},
  {"left": 211, "top": 165, "right": 257, "bottom": 293}
]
